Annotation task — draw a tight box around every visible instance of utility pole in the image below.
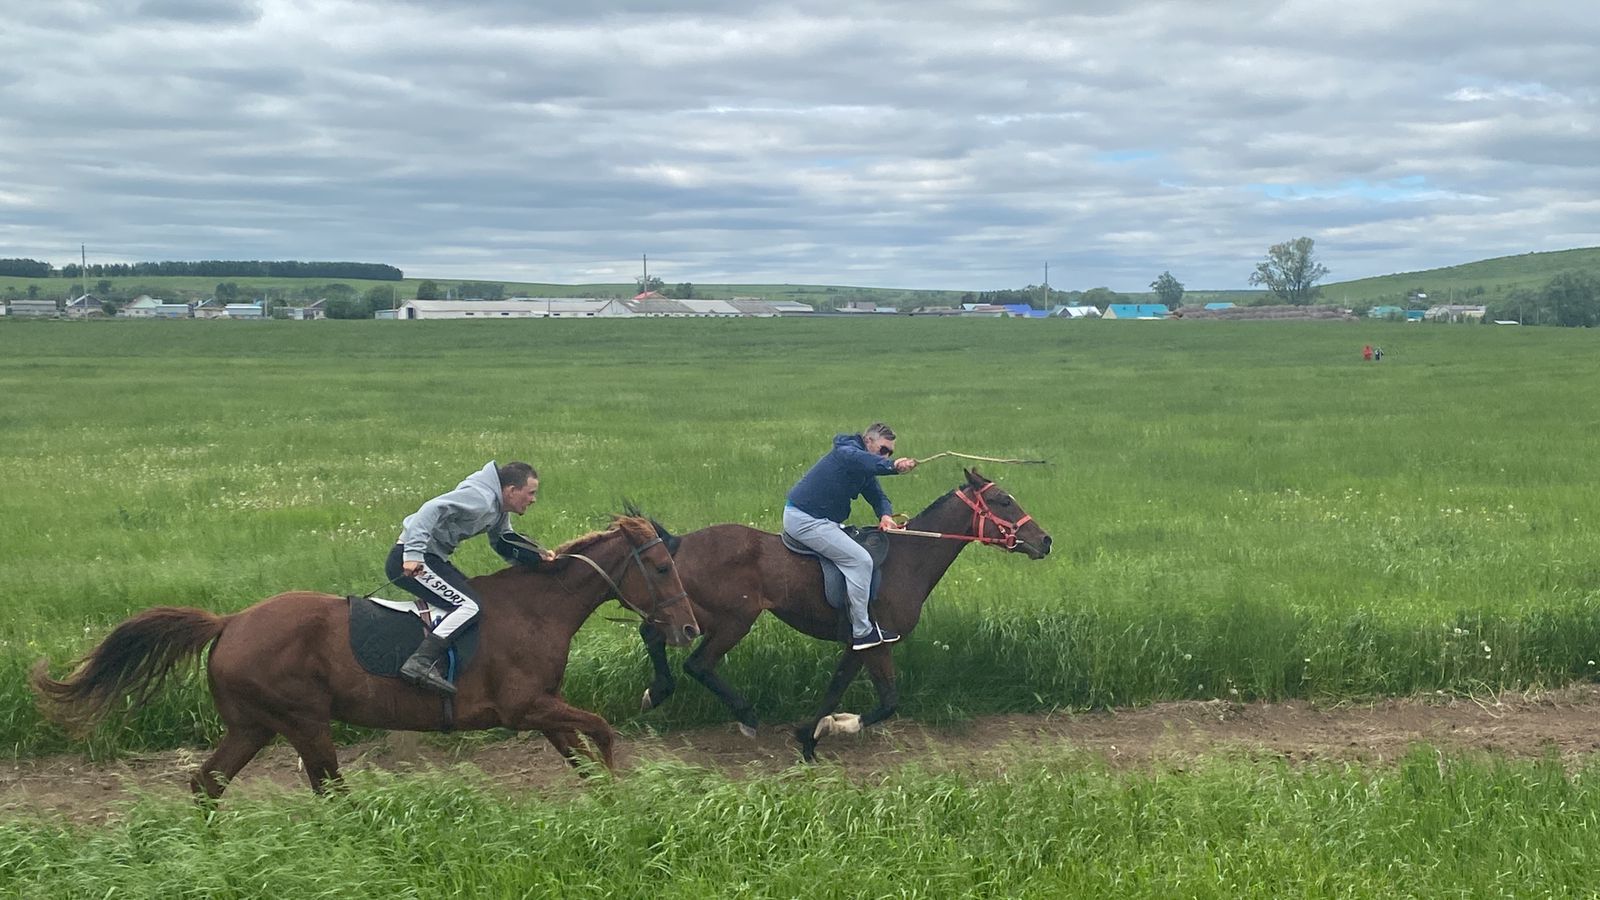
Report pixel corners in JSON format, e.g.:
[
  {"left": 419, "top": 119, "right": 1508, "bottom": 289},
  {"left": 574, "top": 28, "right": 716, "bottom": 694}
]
[
  {"left": 642, "top": 253, "right": 648, "bottom": 292},
  {"left": 80, "top": 244, "right": 87, "bottom": 298},
  {"left": 1043, "top": 262, "right": 1049, "bottom": 309}
]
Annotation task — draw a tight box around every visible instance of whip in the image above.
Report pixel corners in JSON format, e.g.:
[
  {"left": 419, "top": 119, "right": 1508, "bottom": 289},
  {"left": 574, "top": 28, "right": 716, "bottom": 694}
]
[{"left": 913, "top": 450, "right": 1048, "bottom": 465}]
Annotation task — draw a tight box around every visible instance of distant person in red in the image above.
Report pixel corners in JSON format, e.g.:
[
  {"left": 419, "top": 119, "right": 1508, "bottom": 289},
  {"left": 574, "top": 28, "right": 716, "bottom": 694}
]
[{"left": 1363, "top": 344, "right": 1374, "bottom": 361}]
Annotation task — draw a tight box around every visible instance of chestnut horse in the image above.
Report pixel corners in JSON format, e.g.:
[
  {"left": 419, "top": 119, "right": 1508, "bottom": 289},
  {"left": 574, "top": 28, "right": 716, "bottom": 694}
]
[
  {"left": 31, "top": 516, "right": 699, "bottom": 798},
  {"left": 634, "top": 469, "right": 1051, "bottom": 761}
]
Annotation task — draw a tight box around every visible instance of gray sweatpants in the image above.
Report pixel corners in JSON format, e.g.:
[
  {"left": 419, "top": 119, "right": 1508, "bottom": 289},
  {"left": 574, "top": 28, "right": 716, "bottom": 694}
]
[{"left": 783, "top": 504, "right": 875, "bottom": 637}]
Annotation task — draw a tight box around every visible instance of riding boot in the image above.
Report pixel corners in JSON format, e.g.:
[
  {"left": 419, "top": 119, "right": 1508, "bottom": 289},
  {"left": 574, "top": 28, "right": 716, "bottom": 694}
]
[{"left": 399, "top": 633, "right": 456, "bottom": 696}]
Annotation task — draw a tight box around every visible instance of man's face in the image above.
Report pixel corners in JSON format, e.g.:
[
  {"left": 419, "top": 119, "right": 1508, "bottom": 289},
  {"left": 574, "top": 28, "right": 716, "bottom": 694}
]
[
  {"left": 864, "top": 434, "right": 895, "bottom": 459},
  {"left": 503, "top": 477, "right": 539, "bottom": 514}
]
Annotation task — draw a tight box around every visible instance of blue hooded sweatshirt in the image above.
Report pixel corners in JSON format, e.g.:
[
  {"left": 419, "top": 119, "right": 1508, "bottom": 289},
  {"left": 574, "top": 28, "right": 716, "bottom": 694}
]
[{"left": 785, "top": 433, "right": 899, "bottom": 523}]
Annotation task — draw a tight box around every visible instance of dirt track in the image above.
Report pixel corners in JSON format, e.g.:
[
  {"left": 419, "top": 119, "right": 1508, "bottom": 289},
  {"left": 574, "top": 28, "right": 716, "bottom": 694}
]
[{"left": 8, "top": 684, "right": 1600, "bottom": 823}]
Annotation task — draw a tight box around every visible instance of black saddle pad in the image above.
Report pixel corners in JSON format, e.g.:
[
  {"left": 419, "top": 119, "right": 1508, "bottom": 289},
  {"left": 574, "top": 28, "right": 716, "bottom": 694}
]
[
  {"left": 348, "top": 596, "right": 481, "bottom": 679},
  {"left": 780, "top": 526, "right": 890, "bottom": 611}
]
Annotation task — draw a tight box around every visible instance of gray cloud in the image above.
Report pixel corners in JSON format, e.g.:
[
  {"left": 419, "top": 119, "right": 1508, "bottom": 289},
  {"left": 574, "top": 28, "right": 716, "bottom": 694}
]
[{"left": 1, "top": 0, "right": 1596, "bottom": 290}]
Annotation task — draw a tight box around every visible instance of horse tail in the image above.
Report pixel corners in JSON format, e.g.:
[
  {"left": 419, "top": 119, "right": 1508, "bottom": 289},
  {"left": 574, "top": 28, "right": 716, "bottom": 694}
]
[{"left": 29, "top": 606, "right": 228, "bottom": 733}]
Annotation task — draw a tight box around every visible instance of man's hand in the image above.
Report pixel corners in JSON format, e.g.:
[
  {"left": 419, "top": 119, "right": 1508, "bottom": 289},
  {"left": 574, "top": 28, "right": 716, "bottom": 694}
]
[
  {"left": 893, "top": 457, "right": 917, "bottom": 474},
  {"left": 879, "top": 514, "right": 903, "bottom": 531},
  {"left": 401, "top": 560, "right": 423, "bottom": 577},
  {"left": 540, "top": 549, "right": 557, "bottom": 562}
]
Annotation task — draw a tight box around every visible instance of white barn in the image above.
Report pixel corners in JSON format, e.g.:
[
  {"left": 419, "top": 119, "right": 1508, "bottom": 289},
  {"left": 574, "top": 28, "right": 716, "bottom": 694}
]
[{"left": 399, "top": 299, "right": 631, "bottom": 319}]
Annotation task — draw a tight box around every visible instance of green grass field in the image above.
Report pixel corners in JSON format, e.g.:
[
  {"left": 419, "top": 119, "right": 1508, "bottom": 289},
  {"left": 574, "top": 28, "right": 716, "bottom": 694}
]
[
  {"left": 6, "top": 316, "right": 1600, "bottom": 895},
  {"left": 3, "top": 317, "right": 1598, "bottom": 758},
  {"left": 5, "top": 750, "right": 1599, "bottom": 898}
]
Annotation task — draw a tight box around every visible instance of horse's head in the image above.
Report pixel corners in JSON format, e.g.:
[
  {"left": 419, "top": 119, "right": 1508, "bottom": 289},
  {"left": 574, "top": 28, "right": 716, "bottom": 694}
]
[
  {"left": 611, "top": 516, "right": 700, "bottom": 645},
  {"left": 956, "top": 468, "right": 1052, "bottom": 559}
]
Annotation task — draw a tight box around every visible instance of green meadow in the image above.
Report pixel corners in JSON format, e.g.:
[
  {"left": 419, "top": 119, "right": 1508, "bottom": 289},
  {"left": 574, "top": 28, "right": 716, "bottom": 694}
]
[
  {"left": 2, "top": 317, "right": 1599, "bottom": 757},
  {"left": 6, "top": 750, "right": 1600, "bottom": 899}
]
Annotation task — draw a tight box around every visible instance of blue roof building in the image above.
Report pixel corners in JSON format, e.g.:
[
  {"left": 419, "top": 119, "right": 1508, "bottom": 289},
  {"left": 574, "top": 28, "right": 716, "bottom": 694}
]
[{"left": 1103, "top": 304, "right": 1169, "bottom": 319}]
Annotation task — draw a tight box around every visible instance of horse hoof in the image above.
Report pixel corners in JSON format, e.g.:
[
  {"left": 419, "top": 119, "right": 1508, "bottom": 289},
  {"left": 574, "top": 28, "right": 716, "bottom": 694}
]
[
  {"left": 738, "top": 722, "right": 757, "bottom": 739},
  {"left": 639, "top": 689, "right": 653, "bottom": 712},
  {"left": 828, "top": 712, "right": 862, "bottom": 736}
]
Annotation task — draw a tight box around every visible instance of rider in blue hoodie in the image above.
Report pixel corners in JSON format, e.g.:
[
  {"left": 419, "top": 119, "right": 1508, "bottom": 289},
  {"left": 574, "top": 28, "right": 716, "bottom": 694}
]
[
  {"left": 784, "top": 423, "right": 917, "bottom": 650},
  {"left": 386, "top": 460, "right": 552, "bottom": 695}
]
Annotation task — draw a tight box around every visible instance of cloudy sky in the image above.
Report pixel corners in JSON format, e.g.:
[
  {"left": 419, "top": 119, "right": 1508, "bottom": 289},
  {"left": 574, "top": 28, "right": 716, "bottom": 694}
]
[{"left": 3, "top": 1, "right": 1596, "bottom": 291}]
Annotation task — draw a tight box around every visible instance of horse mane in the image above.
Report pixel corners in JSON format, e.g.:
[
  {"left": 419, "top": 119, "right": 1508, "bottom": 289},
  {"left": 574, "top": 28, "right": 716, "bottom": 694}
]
[
  {"left": 619, "top": 500, "right": 680, "bottom": 554},
  {"left": 550, "top": 515, "right": 655, "bottom": 556},
  {"left": 906, "top": 469, "right": 991, "bottom": 520}
]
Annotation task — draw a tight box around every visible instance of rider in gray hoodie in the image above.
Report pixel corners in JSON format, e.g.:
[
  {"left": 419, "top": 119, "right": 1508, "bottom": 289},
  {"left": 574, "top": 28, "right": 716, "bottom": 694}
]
[{"left": 385, "top": 460, "right": 552, "bottom": 695}]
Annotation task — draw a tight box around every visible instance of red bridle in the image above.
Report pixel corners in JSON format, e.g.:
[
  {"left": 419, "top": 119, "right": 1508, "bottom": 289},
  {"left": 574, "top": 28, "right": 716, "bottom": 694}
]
[{"left": 953, "top": 482, "right": 1034, "bottom": 549}]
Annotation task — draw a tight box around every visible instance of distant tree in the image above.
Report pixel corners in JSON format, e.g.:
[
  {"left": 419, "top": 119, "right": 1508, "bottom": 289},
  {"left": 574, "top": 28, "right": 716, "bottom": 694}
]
[
  {"left": 634, "top": 275, "right": 664, "bottom": 294},
  {"left": 0, "top": 258, "right": 53, "bottom": 278},
  {"left": 416, "top": 280, "right": 440, "bottom": 300},
  {"left": 96, "top": 279, "right": 113, "bottom": 295},
  {"left": 323, "top": 295, "right": 375, "bottom": 319},
  {"left": 456, "top": 281, "right": 505, "bottom": 300},
  {"left": 1248, "top": 237, "right": 1329, "bottom": 305},
  {"left": 1149, "top": 271, "right": 1185, "bottom": 308},
  {"left": 364, "top": 285, "right": 399, "bottom": 311},
  {"left": 1540, "top": 270, "right": 1600, "bottom": 328},
  {"left": 26, "top": 284, "right": 39, "bottom": 300},
  {"left": 215, "top": 282, "right": 240, "bottom": 302},
  {"left": 975, "top": 286, "right": 1043, "bottom": 307},
  {"left": 1080, "top": 286, "right": 1124, "bottom": 308},
  {"left": 665, "top": 282, "right": 695, "bottom": 299}
]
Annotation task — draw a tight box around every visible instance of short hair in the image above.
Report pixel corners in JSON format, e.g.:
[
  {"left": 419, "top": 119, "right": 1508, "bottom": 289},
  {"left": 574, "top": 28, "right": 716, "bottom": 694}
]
[
  {"left": 864, "top": 422, "right": 896, "bottom": 441},
  {"left": 497, "top": 461, "right": 538, "bottom": 488}
]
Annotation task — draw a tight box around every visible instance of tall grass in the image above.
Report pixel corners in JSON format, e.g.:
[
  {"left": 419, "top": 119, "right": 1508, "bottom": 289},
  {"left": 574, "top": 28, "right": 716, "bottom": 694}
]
[
  {"left": 4, "top": 750, "right": 1600, "bottom": 898},
  {"left": 3, "top": 319, "right": 1598, "bottom": 754}
]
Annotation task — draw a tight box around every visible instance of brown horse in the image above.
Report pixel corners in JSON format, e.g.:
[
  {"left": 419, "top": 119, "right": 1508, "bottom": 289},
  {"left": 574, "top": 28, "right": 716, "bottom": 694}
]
[
  {"left": 634, "top": 469, "right": 1051, "bottom": 761},
  {"left": 31, "top": 516, "right": 700, "bottom": 798}
]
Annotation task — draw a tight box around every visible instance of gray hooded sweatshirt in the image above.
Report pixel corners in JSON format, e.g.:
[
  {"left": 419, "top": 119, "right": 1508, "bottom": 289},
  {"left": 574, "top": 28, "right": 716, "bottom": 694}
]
[{"left": 397, "top": 461, "right": 517, "bottom": 563}]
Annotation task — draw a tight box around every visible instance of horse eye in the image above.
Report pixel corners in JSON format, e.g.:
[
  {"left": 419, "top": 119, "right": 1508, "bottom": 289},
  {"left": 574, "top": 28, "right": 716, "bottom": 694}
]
[
  {"left": 996, "top": 496, "right": 1013, "bottom": 506},
  {"left": 656, "top": 563, "right": 671, "bottom": 575}
]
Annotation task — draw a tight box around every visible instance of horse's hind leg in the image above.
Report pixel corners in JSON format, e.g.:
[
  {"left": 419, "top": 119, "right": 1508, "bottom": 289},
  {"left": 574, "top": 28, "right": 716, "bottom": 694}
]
[
  {"left": 638, "top": 622, "right": 677, "bottom": 712},
  {"left": 795, "top": 651, "right": 866, "bottom": 763},
  {"left": 682, "top": 616, "right": 760, "bottom": 736},
  {"left": 859, "top": 651, "right": 900, "bottom": 728},
  {"left": 192, "top": 723, "right": 275, "bottom": 801},
  {"left": 281, "top": 719, "right": 343, "bottom": 794}
]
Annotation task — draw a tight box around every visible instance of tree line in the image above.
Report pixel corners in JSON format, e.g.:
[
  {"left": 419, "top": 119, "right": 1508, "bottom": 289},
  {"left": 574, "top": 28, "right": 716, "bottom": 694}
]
[{"left": 1, "top": 259, "right": 402, "bottom": 280}]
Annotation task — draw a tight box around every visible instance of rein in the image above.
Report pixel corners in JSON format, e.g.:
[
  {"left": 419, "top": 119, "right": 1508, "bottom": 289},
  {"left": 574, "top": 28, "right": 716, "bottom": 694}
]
[{"left": 889, "top": 483, "right": 1034, "bottom": 550}]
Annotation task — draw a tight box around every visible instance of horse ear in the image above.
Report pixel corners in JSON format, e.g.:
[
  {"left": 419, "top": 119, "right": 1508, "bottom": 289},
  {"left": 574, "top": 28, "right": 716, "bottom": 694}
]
[{"left": 964, "top": 467, "right": 986, "bottom": 485}]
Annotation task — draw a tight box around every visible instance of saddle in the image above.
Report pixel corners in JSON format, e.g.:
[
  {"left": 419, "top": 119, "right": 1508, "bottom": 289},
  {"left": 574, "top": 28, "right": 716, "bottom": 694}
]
[
  {"left": 347, "top": 596, "right": 481, "bottom": 682},
  {"left": 780, "top": 526, "right": 890, "bottom": 610}
]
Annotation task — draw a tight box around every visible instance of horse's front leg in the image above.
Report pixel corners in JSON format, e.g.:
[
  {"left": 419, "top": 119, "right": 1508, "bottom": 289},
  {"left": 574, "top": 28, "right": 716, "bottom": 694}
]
[
  {"left": 682, "top": 616, "right": 760, "bottom": 737},
  {"left": 638, "top": 622, "right": 677, "bottom": 712},
  {"left": 541, "top": 729, "right": 587, "bottom": 771},
  {"left": 518, "top": 697, "right": 618, "bottom": 772},
  {"left": 795, "top": 650, "right": 866, "bottom": 762}
]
